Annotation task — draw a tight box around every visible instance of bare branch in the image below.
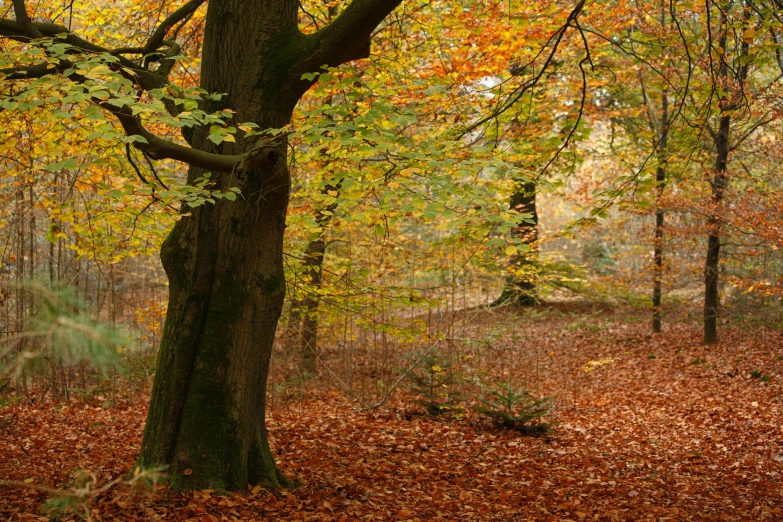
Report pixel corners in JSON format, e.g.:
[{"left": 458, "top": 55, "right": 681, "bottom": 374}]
[
  {"left": 144, "top": 0, "right": 205, "bottom": 56},
  {"left": 458, "top": 0, "right": 587, "bottom": 137},
  {"left": 110, "top": 0, "right": 205, "bottom": 58}
]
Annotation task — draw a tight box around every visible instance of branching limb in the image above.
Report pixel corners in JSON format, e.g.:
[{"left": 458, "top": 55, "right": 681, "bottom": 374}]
[
  {"left": 12, "top": 0, "right": 42, "bottom": 38},
  {"left": 143, "top": 0, "right": 205, "bottom": 57},
  {"left": 126, "top": 143, "right": 151, "bottom": 185},
  {"left": 1, "top": 2, "right": 202, "bottom": 88},
  {"left": 110, "top": 0, "right": 205, "bottom": 58},
  {"left": 459, "top": 0, "right": 587, "bottom": 136},
  {"left": 302, "top": 0, "right": 403, "bottom": 69},
  {"left": 109, "top": 105, "right": 283, "bottom": 174}
]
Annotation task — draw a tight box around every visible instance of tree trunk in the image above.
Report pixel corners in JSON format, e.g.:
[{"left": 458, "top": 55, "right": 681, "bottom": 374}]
[
  {"left": 138, "top": 1, "right": 301, "bottom": 492},
  {"left": 494, "top": 180, "right": 538, "bottom": 306},
  {"left": 703, "top": 114, "right": 729, "bottom": 345},
  {"left": 137, "top": 0, "right": 402, "bottom": 492},
  {"left": 299, "top": 237, "right": 326, "bottom": 375},
  {"left": 703, "top": 7, "right": 748, "bottom": 346},
  {"left": 652, "top": 89, "right": 668, "bottom": 334}
]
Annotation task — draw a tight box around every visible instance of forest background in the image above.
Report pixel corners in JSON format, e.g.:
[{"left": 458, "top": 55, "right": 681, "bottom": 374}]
[{"left": 0, "top": 0, "right": 782, "bottom": 520}]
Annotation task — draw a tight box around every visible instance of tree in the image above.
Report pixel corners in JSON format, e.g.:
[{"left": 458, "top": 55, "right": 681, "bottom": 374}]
[
  {"left": 494, "top": 179, "right": 539, "bottom": 306},
  {"left": 702, "top": 0, "right": 750, "bottom": 344},
  {"left": 1, "top": 0, "right": 402, "bottom": 491}
]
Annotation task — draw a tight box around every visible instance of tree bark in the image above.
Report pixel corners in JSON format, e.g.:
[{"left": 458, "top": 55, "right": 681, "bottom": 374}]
[
  {"left": 138, "top": 0, "right": 297, "bottom": 491},
  {"left": 286, "top": 180, "right": 339, "bottom": 376},
  {"left": 299, "top": 237, "right": 326, "bottom": 375},
  {"left": 702, "top": 7, "right": 749, "bottom": 345},
  {"left": 137, "top": 0, "right": 401, "bottom": 491},
  {"left": 652, "top": 89, "right": 668, "bottom": 334},
  {"left": 494, "top": 180, "right": 538, "bottom": 307},
  {"left": 703, "top": 114, "right": 729, "bottom": 345}
]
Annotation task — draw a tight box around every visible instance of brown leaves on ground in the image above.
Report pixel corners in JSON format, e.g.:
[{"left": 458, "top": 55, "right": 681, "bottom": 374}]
[{"left": 1, "top": 308, "right": 781, "bottom": 521}]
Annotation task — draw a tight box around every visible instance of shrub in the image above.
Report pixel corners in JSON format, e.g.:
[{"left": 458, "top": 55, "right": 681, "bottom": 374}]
[
  {"left": 409, "top": 350, "right": 463, "bottom": 416},
  {"left": 473, "top": 379, "right": 551, "bottom": 435}
]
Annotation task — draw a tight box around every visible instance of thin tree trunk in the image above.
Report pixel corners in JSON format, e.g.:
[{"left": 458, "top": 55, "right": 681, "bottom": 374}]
[
  {"left": 704, "top": 114, "right": 729, "bottom": 345},
  {"left": 703, "top": 6, "right": 749, "bottom": 345},
  {"left": 300, "top": 237, "right": 326, "bottom": 375},
  {"left": 299, "top": 175, "right": 341, "bottom": 375},
  {"left": 287, "top": 0, "right": 342, "bottom": 377}
]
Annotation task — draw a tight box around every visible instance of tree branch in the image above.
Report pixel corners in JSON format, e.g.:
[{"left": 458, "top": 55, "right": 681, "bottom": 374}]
[
  {"left": 12, "top": 0, "right": 43, "bottom": 38},
  {"left": 0, "top": 18, "right": 171, "bottom": 89},
  {"left": 144, "top": 0, "right": 205, "bottom": 56},
  {"left": 109, "top": 105, "right": 282, "bottom": 174},
  {"left": 0, "top": 44, "right": 270, "bottom": 176},
  {"left": 303, "top": 0, "right": 403, "bottom": 68},
  {"left": 0, "top": 1, "right": 200, "bottom": 88},
  {"left": 458, "top": 0, "right": 587, "bottom": 136},
  {"left": 1, "top": 19, "right": 110, "bottom": 54},
  {"left": 110, "top": 0, "right": 205, "bottom": 58}
]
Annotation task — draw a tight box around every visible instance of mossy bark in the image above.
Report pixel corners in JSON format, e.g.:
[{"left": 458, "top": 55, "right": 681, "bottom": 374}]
[
  {"left": 139, "top": 0, "right": 300, "bottom": 491},
  {"left": 137, "top": 0, "right": 403, "bottom": 492}
]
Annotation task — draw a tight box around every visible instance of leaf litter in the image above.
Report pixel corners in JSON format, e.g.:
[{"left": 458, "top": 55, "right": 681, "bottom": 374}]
[{"left": 1, "top": 305, "right": 781, "bottom": 521}]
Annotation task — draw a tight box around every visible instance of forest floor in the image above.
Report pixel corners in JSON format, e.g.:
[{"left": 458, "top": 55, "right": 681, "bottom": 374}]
[{"left": 1, "top": 303, "right": 782, "bottom": 521}]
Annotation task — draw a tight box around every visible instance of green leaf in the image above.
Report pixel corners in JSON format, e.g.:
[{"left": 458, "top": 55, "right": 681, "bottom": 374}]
[{"left": 45, "top": 159, "right": 78, "bottom": 170}]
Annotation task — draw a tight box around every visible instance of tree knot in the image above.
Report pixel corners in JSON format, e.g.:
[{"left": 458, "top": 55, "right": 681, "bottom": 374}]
[{"left": 236, "top": 135, "right": 287, "bottom": 174}]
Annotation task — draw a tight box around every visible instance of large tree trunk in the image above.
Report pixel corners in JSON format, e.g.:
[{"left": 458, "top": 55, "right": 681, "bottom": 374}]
[
  {"left": 137, "top": 0, "right": 402, "bottom": 492},
  {"left": 137, "top": 1, "right": 298, "bottom": 492}
]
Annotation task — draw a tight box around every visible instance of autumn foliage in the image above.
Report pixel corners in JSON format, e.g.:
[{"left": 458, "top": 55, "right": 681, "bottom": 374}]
[{"left": 1, "top": 0, "right": 782, "bottom": 519}]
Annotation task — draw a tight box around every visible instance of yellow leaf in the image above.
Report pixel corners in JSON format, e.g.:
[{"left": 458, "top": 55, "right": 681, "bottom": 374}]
[{"left": 505, "top": 245, "right": 517, "bottom": 256}]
